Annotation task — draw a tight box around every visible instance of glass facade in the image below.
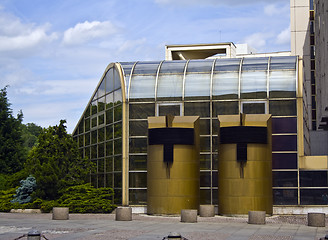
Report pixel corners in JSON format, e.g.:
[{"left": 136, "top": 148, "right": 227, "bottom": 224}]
[{"left": 73, "top": 56, "right": 327, "bottom": 206}]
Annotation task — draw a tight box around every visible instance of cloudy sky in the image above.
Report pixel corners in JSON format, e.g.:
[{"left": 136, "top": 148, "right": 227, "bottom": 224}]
[{"left": 0, "top": 0, "right": 290, "bottom": 133}]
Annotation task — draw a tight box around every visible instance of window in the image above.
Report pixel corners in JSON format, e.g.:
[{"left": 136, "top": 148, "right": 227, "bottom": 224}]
[
  {"left": 156, "top": 103, "right": 182, "bottom": 116},
  {"left": 241, "top": 101, "right": 267, "bottom": 114}
]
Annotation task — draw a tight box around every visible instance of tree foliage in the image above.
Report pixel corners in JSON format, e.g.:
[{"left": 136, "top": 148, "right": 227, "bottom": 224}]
[
  {"left": 0, "top": 87, "right": 26, "bottom": 174},
  {"left": 11, "top": 175, "right": 37, "bottom": 204},
  {"left": 21, "top": 123, "right": 43, "bottom": 150},
  {"left": 25, "top": 120, "right": 95, "bottom": 200}
]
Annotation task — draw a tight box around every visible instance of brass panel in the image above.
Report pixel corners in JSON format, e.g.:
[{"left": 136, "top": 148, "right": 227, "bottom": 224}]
[
  {"left": 218, "top": 114, "right": 273, "bottom": 215},
  {"left": 299, "top": 156, "right": 328, "bottom": 169},
  {"left": 147, "top": 116, "right": 200, "bottom": 215}
]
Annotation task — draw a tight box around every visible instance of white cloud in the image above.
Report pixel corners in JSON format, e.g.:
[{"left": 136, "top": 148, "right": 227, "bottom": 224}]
[
  {"left": 62, "top": 20, "right": 118, "bottom": 45},
  {"left": 243, "top": 32, "right": 269, "bottom": 51},
  {"left": 264, "top": 4, "right": 280, "bottom": 16},
  {"left": 155, "top": 0, "right": 284, "bottom": 6},
  {"left": 276, "top": 26, "right": 290, "bottom": 45}
]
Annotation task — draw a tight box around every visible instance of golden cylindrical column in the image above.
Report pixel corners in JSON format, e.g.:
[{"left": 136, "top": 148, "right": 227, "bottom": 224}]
[
  {"left": 218, "top": 114, "right": 272, "bottom": 215},
  {"left": 147, "top": 116, "right": 200, "bottom": 215}
]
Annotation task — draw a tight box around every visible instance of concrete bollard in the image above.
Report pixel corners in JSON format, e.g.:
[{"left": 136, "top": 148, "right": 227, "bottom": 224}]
[
  {"left": 115, "top": 207, "right": 132, "bottom": 221},
  {"left": 52, "top": 207, "right": 69, "bottom": 220},
  {"left": 181, "top": 209, "right": 197, "bottom": 223},
  {"left": 27, "top": 229, "right": 41, "bottom": 240},
  {"left": 199, "top": 205, "right": 215, "bottom": 217},
  {"left": 308, "top": 212, "right": 325, "bottom": 227},
  {"left": 248, "top": 211, "right": 266, "bottom": 224}
]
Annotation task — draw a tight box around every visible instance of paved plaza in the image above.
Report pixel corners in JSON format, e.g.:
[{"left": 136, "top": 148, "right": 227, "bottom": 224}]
[{"left": 0, "top": 212, "right": 327, "bottom": 240}]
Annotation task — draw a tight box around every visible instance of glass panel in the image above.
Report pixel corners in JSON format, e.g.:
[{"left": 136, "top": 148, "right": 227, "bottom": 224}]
[
  {"left": 200, "top": 137, "right": 211, "bottom": 152},
  {"left": 129, "top": 103, "right": 155, "bottom": 119},
  {"left": 91, "top": 101, "right": 97, "bottom": 115},
  {"left": 272, "top": 117, "right": 297, "bottom": 134},
  {"left": 98, "top": 158, "right": 104, "bottom": 173},
  {"left": 114, "top": 155, "right": 122, "bottom": 171},
  {"left": 270, "top": 56, "right": 297, "bottom": 70},
  {"left": 114, "top": 89, "right": 122, "bottom": 104},
  {"left": 129, "top": 121, "right": 148, "bottom": 136},
  {"left": 114, "top": 188, "right": 122, "bottom": 204},
  {"left": 129, "top": 172, "right": 147, "bottom": 188},
  {"left": 160, "top": 60, "right": 187, "bottom": 74},
  {"left": 213, "top": 72, "right": 239, "bottom": 99},
  {"left": 130, "top": 75, "right": 156, "bottom": 99},
  {"left": 185, "top": 73, "right": 210, "bottom": 99},
  {"left": 200, "top": 189, "right": 211, "bottom": 205},
  {"left": 105, "top": 68, "right": 114, "bottom": 93},
  {"left": 159, "top": 104, "right": 181, "bottom": 116},
  {"left": 242, "top": 102, "right": 266, "bottom": 114},
  {"left": 91, "top": 117, "right": 97, "bottom": 128},
  {"left": 98, "top": 114, "right": 105, "bottom": 126},
  {"left": 187, "top": 59, "right": 213, "bottom": 73},
  {"left": 106, "top": 108, "right": 113, "bottom": 125},
  {"left": 114, "top": 105, "right": 122, "bottom": 122},
  {"left": 85, "top": 147, "right": 90, "bottom": 159},
  {"left": 212, "top": 172, "right": 218, "bottom": 187},
  {"left": 300, "top": 171, "right": 328, "bottom": 187},
  {"left": 269, "top": 100, "right": 297, "bottom": 116},
  {"left": 85, "top": 132, "right": 90, "bottom": 146},
  {"left": 212, "top": 136, "right": 218, "bottom": 152},
  {"left": 91, "top": 130, "right": 97, "bottom": 144},
  {"left": 133, "top": 61, "right": 161, "bottom": 75},
  {"left": 129, "top": 155, "right": 147, "bottom": 170},
  {"left": 200, "top": 171, "right": 211, "bottom": 187},
  {"left": 106, "top": 93, "right": 114, "bottom": 109},
  {"left": 105, "top": 157, "right": 113, "bottom": 172},
  {"left": 273, "top": 189, "right": 298, "bottom": 205},
  {"left": 114, "top": 173, "right": 122, "bottom": 188},
  {"left": 85, "top": 118, "right": 90, "bottom": 132},
  {"left": 85, "top": 105, "right": 90, "bottom": 118},
  {"left": 98, "top": 80, "right": 106, "bottom": 98},
  {"left": 273, "top": 171, "right": 297, "bottom": 187},
  {"left": 91, "top": 145, "right": 97, "bottom": 159},
  {"left": 200, "top": 119, "right": 210, "bottom": 135},
  {"left": 272, "top": 153, "right": 297, "bottom": 169},
  {"left": 301, "top": 189, "right": 328, "bottom": 205},
  {"left": 114, "top": 139, "right": 122, "bottom": 154},
  {"left": 242, "top": 57, "right": 268, "bottom": 71},
  {"left": 98, "top": 128, "right": 105, "bottom": 142},
  {"left": 114, "top": 122, "right": 122, "bottom": 138},
  {"left": 98, "top": 143, "right": 104, "bottom": 158},
  {"left": 129, "top": 138, "right": 147, "bottom": 153},
  {"left": 200, "top": 154, "right": 211, "bottom": 170},
  {"left": 214, "top": 58, "right": 241, "bottom": 72},
  {"left": 114, "top": 68, "right": 121, "bottom": 90},
  {"left": 157, "top": 74, "right": 183, "bottom": 99},
  {"left": 212, "top": 154, "right": 218, "bottom": 170},
  {"left": 129, "top": 189, "right": 147, "bottom": 205},
  {"left": 212, "top": 189, "right": 218, "bottom": 205},
  {"left": 78, "top": 135, "right": 83, "bottom": 147},
  {"left": 272, "top": 135, "right": 297, "bottom": 151},
  {"left": 185, "top": 102, "right": 210, "bottom": 117},
  {"left": 120, "top": 62, "right": 135, "bottom": 75},
  {"left": 269, "top": 71, "right": 296, "bottom": 98},
  {"left": 98, "top": 96, "right": 105, "bottom": 112},
  {"left": 106, "top": 125, "right": 113, "bottom": 140},
  {"left": 241, "top": 71, "right": 267, "bottom": 99},
  {"left": 106, "top": 173, "right": 113, "bottom": 187},
  {"left": 213, "top": 101, "right": 239, "bottom": 116}
]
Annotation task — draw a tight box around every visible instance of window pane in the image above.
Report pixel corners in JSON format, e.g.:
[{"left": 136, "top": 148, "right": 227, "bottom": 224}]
[
  {"left": 157, "top": 74, "right": 183, "bottom": 99},
  {"left": 270, "top": 56, "right": 297, "bottom": 70},
  {"left": 242, "top": 57, "right": 268, "bottom": 71},
  {"left": 130, "top": 75, "right": 156, "bottom": 99},
  {"left": 242, "top": 102, "right": 266, "bottom": 114},
  {"left": 114, "top": 139, "right": 122, "bottom": 154},
  {"left": 272, "top": 135, "right": 297, "bottom": 151},
  {"left": 241, "top": 71, "right": 267, "bottom": 99},
  {"left": 269, "top": 71, "right": 296, "bottom": 98},
  {"left": 114, "top": 68, "right": 121, "bottom": 90},
  {"left": 114, "top": 155, "right": 122, "bottom": 171},
  {"left": 98, "top": 114, "right": 104, "bottom": 126},
  {"left": 272, "top": 153, "right": 297, "bottom": 169},
  {"left": 91, "top": 130, "right": 97, "bottom": 144},
  {"left": 200, "top": 137, "right": 211, "bottom": 152},
  {"left": 114, "top": 89, "right": 122, "bottom": 104},
  {"left": 106, "top": 125, "right": 113, "bottom": 140},
  {"left": 129, "top": 138, "right": 147, "bottom": 153},
  {"left": 106, "top": 173, "right": 113, "bottom": 187},
  {"left": 129, "top": 189, "right": 147, "bottom": 205},
  {"left": 105, "top": 68, "right": 114, "bottom": 93},
  {"left": 114, "top": 123, "right": 122, "bottom": 138},
  {"left": 106, "top": 141, "right": 113, "bottom": 156},
  {"left": 105, "top": 157, "right": 113, "bottom": 172},
  {"left": 213, "top": 72, "right": 239, "bottom": 100},
  {"left": 159, "top": 105, "right": 181, "bottom": 116},
  {"left": 85, "top": 132, "right": 90, "bottom": 146},
  {"left": 301, "top": 189, "right": 328, "bottom": 205},
  {"left": 187, "top": 59, "right": 213, "bottom": 73},
  {"left": 98, "top": 142, "right": 104, "bottom": 158},
  {"left": 200, "top": 189, "right": 211, "bottom": 205},
  {"left": 300, "top": 171, "right": 328, "bottom": 187},
  {"left": 129, "top": 121, "right": 148, "bottom": 136},
  {"left": 269, "top": 100, "right": 296, "bottom": 116},
  {"left": 273, "top": 171, "right": 297, "bottom": 187},
  {"left": 200, "top": 119, "right": 210, "bottom": 135},
  {"left": 185, "top": 102, "right": 210, "bottom": 117},
  {"left": 214, "top": 58, "right": 241, "bottom": 72},
  {"left": 272, "top": 117, "right": 297, "bottom": 134},
  {"left": 129, "top": 155, "right": 147, "bottom": 170},
  {"left": 98, "top": 96, "right": 105, "bottom": 112},
  {"left": 114, "top": 105, "right": 122, "bottom": 122},
  {"left": 129, "top": 172, "right": 147, "bottom": 188},
  {"left": 106, "top": 93, "right": 114, "bottom": 109},
  {"left": 200, "top": 154, "right": 211, "bottom": 170},
  {"left": 160, "top": 60, "right": 187, "bottom": 74},
  {"left": 273, "top": 189, "right": 298, "bottom": 205},
  {"left": 200, "top": 171, "right": 211, "bottom": 187},
  {"left": 185, "top": 73, "right": 210, "bottom": 99},
  {"left": 213, "top": 101, "right": 239, "bottom": 116},
  {"left": 133, "top": 61, "right": 161, "bottom": 75},
  {"left": 129, "top": 103, "right": 155, "bottom": 119},
  {"left": 98, "top": 158, "right": 104, "bottom": 173}
]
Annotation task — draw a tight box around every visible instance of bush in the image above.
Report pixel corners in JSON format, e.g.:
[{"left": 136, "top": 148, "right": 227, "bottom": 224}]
[
  {"left": 57, "top": 183, "right": 116, "bottom": 213},
  {"left": 0, "top": 188, "right": 15, "bottom": 212}
]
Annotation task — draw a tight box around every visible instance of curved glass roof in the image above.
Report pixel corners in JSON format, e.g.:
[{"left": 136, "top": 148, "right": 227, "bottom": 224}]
[{"left": 119, "top": 56, "right": 297, "bottom": 101}]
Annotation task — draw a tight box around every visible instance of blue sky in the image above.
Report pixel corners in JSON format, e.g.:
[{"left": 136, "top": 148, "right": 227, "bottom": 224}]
[{"left": 0, "top": 0, "right": 290, "bottom": 133}]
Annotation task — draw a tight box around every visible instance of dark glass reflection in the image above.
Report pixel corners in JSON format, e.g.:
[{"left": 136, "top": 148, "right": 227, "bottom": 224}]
[
  {"left": 273, "top": 171, "right": 297, "bottom": 187},
  {"left": 301, "top": 189, "right": 328, "bottom": 205},
  {"left": 272, "top": 153, "right": 297, "bottom": 169},
  {"left": 300, "top": 171, "right": 328, "bottom": 187},
  {"left": 273, "top": 189, "right": 298, "bottom": 205}
]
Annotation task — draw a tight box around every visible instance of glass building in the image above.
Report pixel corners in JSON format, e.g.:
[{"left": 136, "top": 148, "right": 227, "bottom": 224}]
[{"left": 73, "top": 56, "right": 328, "bottom": 208}]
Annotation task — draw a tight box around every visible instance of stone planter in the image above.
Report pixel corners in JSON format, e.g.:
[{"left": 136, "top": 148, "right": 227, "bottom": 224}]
[{"left": 52, "top": 207, "right": 69, "bottom": 220}]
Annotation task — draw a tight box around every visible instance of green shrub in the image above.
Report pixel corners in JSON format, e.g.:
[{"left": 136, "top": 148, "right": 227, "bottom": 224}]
[
  {"left": 57, "top": 183, "right": 116, "bottom": 213},
  {"left": 0, "top": 188, "right": 15, "bottom": 212}
]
